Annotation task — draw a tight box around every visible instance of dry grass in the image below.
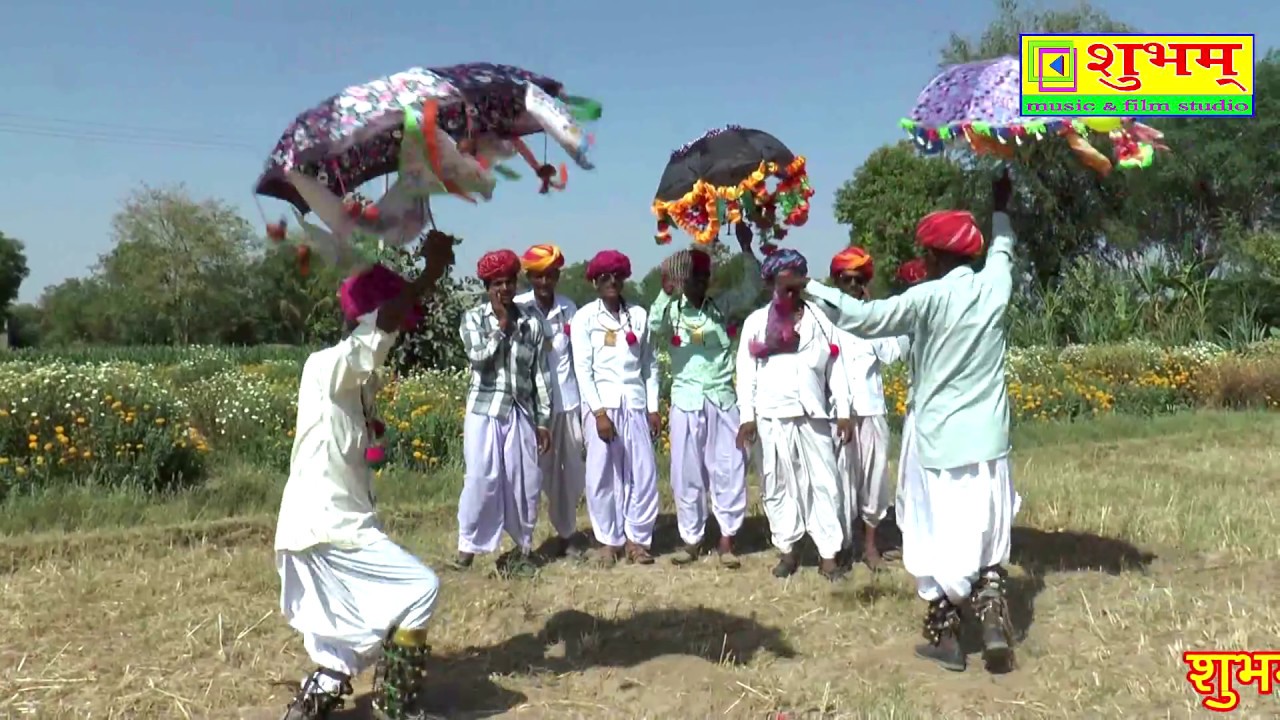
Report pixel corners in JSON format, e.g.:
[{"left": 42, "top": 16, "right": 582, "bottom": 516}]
[{"left": 2, "top": 412, "right": 1280, "bottom": 719}]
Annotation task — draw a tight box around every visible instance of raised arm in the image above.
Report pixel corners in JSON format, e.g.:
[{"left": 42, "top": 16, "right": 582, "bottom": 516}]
[
  {"left": 570, "top": 311, "right": 603, "bottom": 412},
  {"left": 806, "top": 280, "right": 924, "bottom": 340},
  {"left": 460, "top": 307, "right": 505, "bottom": 368},
  {"left": 735, "top": 313, "right": 761, "bottom": 424},
  {"left": 328, "top": 309, "right": 399, "bottom": 394},
  {"left": 983, "top": 212, "right": 1016, "bottom": 301}
]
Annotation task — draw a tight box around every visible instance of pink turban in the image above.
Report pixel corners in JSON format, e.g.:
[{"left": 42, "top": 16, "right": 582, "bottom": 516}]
[
  {"left": 339, "top": 263, "right": 422, "bottom": 331},
  {"left": 586, "top": 250, "right": 632, "bottom": 281},
  {"left": 477, "top": 249, "right": 521, "bottom": 282},
  {"left": 916, "top": 210, "right": 984, "bottom": 257}
]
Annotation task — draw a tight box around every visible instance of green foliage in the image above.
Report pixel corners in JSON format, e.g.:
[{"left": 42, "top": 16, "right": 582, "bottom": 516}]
[
  {"left": 0, "top": 231, "right": 29, "bottom": 318},
  {"left": 833, "top": 142, "right": 964, "bottom": 290},
  {"left": 374, "top": 242, "right": 482, "bottom": 374}
]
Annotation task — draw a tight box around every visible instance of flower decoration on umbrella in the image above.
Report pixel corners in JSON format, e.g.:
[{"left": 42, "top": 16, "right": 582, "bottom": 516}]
[
  {"left": 898, "top": 56, "right": 1169, "bottom": 176},
  {"left": 651, "top": 126, "right": 814, "bottom": 246},
  {"left": 253, "top": 63, "right": 602, "bottom": 275}
]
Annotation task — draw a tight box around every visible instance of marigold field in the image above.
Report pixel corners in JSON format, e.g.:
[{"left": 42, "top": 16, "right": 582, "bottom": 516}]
[{"left": 1, "top": 340, "right": 1278, "bottom": 493}]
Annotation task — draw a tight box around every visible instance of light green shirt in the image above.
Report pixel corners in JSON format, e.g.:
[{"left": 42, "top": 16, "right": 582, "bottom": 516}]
[
  {"left": 649, "top": 254, "right": 763, "bottom": 413},
  {"left": 806, "top": 212, "right": 1015, "bottom": 470}
]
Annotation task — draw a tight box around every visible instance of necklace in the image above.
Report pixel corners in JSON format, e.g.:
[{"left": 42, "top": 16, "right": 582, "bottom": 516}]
[
  {"left": 674, "top": 298, "right": 715, "bottom": 344},
  {"left": 596, "top": 300, "right": 634, "bottom": 346}
]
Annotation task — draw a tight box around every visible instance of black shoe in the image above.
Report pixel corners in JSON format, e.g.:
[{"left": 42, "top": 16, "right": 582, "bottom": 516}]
[
  {"left": 771, "top": 552, "right": 798, "bottom": 578},
  {"left": 447, "top": 552, "right": 474, "bottom": 571},
  {"left": 916, "top": 598, "right": 966, "bottom": 672},
  {"left": 972, "top": 566, "right": 1015, "bottom": 671}
]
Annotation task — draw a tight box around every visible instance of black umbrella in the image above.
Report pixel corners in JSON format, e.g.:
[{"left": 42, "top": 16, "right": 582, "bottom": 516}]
[{"left": 654, "top": 126, "right": 795, "bottom": 201}]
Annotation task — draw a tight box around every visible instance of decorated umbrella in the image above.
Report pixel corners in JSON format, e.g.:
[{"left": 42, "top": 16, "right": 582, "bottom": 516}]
[
  {"left": 253, "top": 63, "right": 602, "bottom": 273},
  {"left": 651, "top": 126, "right": 813, "bottom": 246},
  {"left": 898, "top": 56, "right": 1168, "bottom": 176}
]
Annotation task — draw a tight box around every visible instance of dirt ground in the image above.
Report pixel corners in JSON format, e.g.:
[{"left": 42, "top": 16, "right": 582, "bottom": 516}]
[{"left": 3, "top": 415, "right": 1279, "bottom": 719}]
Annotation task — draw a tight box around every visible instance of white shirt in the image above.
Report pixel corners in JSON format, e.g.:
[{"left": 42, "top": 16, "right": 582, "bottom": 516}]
[
  {"left": 832, "top": 330, "right": 910, "bottom": 417},
  {"left": 515, "top": 290, "right": 580, "bottom": 413},
  {"left": 735, "top": 303, "right": 852, "bottom": 424},
  {"left": 274, "top": 311, "right": 396, "bottom": 552},
  {"left": 570, "top": 298, "right": 659, "bottom": 413}
]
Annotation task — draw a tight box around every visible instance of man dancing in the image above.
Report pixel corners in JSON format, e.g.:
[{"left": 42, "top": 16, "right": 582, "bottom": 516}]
[
  {"left": 827, "top": 246, "right": 904, "bottom": 571},
  {"left": 793, "top": 172, "right": 1021, "bottom": 672},
  {"left": 735, "top": 248, "right": 852, "bottom": 581},
  {"left": 275, "top": 232, "right": 454, "bottom": 720},
  {"left": 570, "top": 250, "right": 662, "bottom": 566},
  {"left": 649, "top": 224, "right": 761, "bottom": 568},
  {"left": 454, "top": 250, "right": 553, "bottom": 577},
  {"left": 515, "top": 243, "right": 589, "bottom": 560}
]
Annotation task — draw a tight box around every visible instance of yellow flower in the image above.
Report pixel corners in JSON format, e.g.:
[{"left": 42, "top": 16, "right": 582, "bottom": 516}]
[
  {"left": 0, "top": 457, "right": 8, "bottom": 465},
  {"left": 75, "top": 416, "right": 86, "bottom": 424},
  {"left": 15, "top": 467, "right": 26, "bottom": 476},
  {"left": 413, "top": 450, "right": 424, "bottom": 460},
  {"left": 155, "top": 418, "right": 166, "bottom": 426},
  {"left": 54, "top": 425, "right": 65, "bottom": 434}
]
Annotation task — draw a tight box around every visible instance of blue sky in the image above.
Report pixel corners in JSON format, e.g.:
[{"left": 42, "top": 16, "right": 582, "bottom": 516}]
[{"left": 1, "top": 0, "right": 1274, "bottom": 303}]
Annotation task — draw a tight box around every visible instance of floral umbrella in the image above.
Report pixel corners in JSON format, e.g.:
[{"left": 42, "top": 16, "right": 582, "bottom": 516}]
[
  {"left": 651, "top": 126, "right": 813, "bottom": 246},
  {"left": 252, "top": 63, "right": 601, "bottom": 274},
  {"left": 898, "top": 56, "right": 1168, "bottom": 176}
]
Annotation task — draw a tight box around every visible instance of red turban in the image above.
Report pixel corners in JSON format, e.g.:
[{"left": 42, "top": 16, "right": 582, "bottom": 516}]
[
  {"left": 477, "top": 249, "right": 521, "bottom": 281},
  {"left": 520, "top": 244, "right": 564, "bottom": 272},
  {"left": 586, "top": 250, "right": 631, "bottom": 281},
  {"left": 916, "top": 210, "right": 984, "bottom": 257},
  {"left": 896, "top": 257, "right": 928, "bottom": 286},
  {"left": 829, "top": 246, "right": 873, "bottom": 280}
]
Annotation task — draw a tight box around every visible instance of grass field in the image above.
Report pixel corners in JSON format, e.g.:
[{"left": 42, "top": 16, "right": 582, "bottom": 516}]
[{"left": 2, "top": 411, "right": 1278, "bottom": 718}]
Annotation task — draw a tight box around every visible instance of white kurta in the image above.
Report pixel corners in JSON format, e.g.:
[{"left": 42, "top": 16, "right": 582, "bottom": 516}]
[
  {"left": 516, "top": 291, "right": 586, "bottom": 539},
  {"left": 274, "top": 310, "right": 440, "bottom": 677},
  {"left": 831, "top": 329, "right": 903, "bottom": 538},
  {"left": 736, "top": 304, "right": 850, "bottom": 560}
]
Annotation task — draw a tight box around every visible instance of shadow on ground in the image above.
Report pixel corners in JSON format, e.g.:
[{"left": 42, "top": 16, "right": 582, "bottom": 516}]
[
  {"left": 649, "top": 512, "right": 774, "bottom": 557},
  {"left": 393, "top": 606, "right": 792, "bottom": 716}
]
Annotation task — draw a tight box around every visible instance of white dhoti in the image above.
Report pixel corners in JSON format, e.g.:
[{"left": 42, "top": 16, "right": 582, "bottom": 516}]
[
  {"left": 835, "top": 414, "right": 892, "bottom": 547},
  {"left": 897, "top": 414, "right": 1022, "bottom": 603},
  {"left": 457, "top": 410, "right": 542, "bottom": 554},
  {"left": 540, "top": 409, "right": 586, "bottom": 539},
  {"left": 277, "top": 536, "right": 440, "bottom": 677},
  {"left": 757, "top": 416, "right": 844, "bottom": 560}
]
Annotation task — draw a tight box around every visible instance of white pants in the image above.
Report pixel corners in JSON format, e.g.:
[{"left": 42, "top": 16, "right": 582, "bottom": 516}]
[
  {"left": 897, "top": 415, "right": 1022, "bottom": 603},
  {"left": 757, "top": 416, "right": 844, "bottom": 560},
  {"left": 457, "top": 411, "right": 542, "bottom": 554},
  {"left": 835, "top": 414, "right": 891, "bottom": 547},
  {"left": 277, "top": 536, "right": 440, "bottom": 677},
  {"left": 540, "top": 409, "right": 586, "bottom": 539}
]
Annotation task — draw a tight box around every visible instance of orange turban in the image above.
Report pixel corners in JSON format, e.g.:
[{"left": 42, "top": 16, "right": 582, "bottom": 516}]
[
  {"left": 896, "top": 257, "right": 928, "bottom": 286},
  {"left": 916, "top": 210, "right": 984, "bottom": 257},
  {"left": 520, "top": 244, "right": 564, "bottom": 272},
  {"left": 477, "top": 249, "right": 521, "bottom": 281},
  {"left": 829, "top": 246, "right": 873, "bottom": 280}
]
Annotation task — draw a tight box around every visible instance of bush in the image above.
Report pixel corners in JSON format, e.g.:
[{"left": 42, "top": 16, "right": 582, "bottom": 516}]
[{"left": 1, "top": 341, "right": 1277, "bottom": 496}]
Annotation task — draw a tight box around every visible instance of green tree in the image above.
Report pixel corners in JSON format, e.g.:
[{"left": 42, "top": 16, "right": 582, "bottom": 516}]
[
  {"left": 833, "top": 142, "right": 964, "bottom": 286},
  {"left": 374, "top": 241, "right": 482, "bottom": 374},
  {"left": 0, "top": 231, "right": 30, "bottom": 317},
  {"left": 37, "top": 277, "right": 117, "bottom": 345},
  {"left": 99, "top": 185, "right": 257, "bottom": 345},
  {"left": 5, "top": 303, "right": 42, "bottom": 347}
]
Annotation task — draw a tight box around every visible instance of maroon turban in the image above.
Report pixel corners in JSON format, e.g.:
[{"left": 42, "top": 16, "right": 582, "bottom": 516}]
[
  {"left": 916, "top": 210, "right": 984, "bottom": 257},
  {"left": 476, "top": 249, "right": 521, "bottom": 281},
  {"left": 896, "top": 257, "right": 928, "bottom": 286},
  {"left": 586, "top": 250, "right": 632, "bottom": 281},
  {"left": 689, "top": 249, "right": 712, "bottom": 275}
]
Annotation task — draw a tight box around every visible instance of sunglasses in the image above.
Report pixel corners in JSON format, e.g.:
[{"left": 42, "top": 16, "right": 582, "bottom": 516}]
[
  {"left": 835, "top": 273, "right": 868, "bottom": 287},
  {"left": 593, "top": 273, "right": 623, "bottom": 285}
]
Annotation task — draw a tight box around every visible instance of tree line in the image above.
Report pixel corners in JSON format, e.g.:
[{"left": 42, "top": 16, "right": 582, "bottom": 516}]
[{"left": 3, "top": 1, "right": 1277, "bottom": 359}]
